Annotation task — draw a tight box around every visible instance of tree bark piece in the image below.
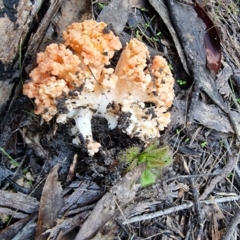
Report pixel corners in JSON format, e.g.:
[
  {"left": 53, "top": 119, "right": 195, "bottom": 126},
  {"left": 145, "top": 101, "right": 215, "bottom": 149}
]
[
  {"left": 0, "top": 0, "right": 44, "bottom": 115},
  {"left": 0, "top": 190, "right": 39, "bottom": 214}
]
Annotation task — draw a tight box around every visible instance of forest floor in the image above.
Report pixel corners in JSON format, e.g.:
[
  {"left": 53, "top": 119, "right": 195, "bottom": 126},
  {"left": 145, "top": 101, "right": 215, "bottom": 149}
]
[{"left": 0, "top": 0, "right": 240, "bottom": 239}]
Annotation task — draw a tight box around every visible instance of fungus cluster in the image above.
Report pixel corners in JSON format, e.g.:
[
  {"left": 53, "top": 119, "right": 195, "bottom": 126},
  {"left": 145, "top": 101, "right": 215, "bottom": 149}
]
[{"left": 23, "top": 20, "right": 174, "bottom": 156}]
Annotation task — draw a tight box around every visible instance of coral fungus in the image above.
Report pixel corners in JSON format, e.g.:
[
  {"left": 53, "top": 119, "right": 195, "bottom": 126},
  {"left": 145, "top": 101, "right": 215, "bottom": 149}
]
[{"left": 23, "top": 20, "right": 175, "bottom": 155}]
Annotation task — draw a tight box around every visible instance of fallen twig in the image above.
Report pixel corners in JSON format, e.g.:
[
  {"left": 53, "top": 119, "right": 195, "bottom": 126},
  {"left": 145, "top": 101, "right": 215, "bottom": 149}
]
[
  {"left": 166, "top": 173, "right": 220, "bottom": 182},
  {"left": 221, "top": 207, "right": 240, "bottom": 240},
  {"left": 123, "top": 195, "right": 240, "bottom": 224},
  {"left": 184, "top": 214, "right": 193, "bottom": 240},
  {"left": 189, "top": 178, "right": 204, "bottom": 240}
]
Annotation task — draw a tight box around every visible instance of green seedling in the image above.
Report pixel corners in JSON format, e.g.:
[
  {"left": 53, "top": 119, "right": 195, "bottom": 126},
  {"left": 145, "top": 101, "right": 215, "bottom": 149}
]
[
  {"left": 140, "top": 7, "right": 147, "bottom": 12},
  {"left": 98, "top": 2, "right": 105, "bottom": 9},
  {"left": 177, "top": 79, "right": 187, "bottom": 86},
  {"left": 119, "top": 140, "right": 172, "bottom": 187},
  {"left": 176, "top": 128, "right": 181, "bottom": 135},
  {"left": 201, "top": 141, "right": 207, "bottom": 147},
  {"left": 151, "top": 37, "right": 158, "bottom": 42},
  {"left": 168, "top": 64, "right": 174, "bottom": 71},
  {"left": 22, "top": 167, "right": 29, "bottom": 175},
  {"left": 135, "top": 30, "right": 143, "bottom": 41},
  {"left": 143, "top": 15, "right": 155, "bottom": 32}
]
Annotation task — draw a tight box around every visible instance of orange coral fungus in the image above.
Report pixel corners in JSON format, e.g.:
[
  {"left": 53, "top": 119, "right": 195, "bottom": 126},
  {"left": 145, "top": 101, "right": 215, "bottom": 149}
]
[{"left": 23, "top": 20, "right": 174, "bottom": 155}]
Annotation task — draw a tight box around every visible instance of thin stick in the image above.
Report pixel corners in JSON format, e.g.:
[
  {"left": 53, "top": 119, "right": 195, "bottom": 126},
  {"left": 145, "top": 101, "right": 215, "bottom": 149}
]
[
  {"left": 122, "top": 195, "right": 240, "bottom": 224},
  {"left": 165, "top": 173, "right": 220, "bottom": 182},
  {"left": 221, "top": 208, "right": 240, "bottom": 240},
  {"left": 189, "top": 178, "right": 204, "bottom": 240}
]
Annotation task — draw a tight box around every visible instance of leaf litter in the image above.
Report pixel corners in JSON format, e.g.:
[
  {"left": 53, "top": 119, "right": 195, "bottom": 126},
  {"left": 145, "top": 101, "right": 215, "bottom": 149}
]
[{"left": 0, "top": 0, "right": 240, "bottom": 239}]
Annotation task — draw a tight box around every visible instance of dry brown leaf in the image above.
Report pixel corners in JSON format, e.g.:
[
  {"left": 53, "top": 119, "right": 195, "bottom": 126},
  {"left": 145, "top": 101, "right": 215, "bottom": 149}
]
[
  {"left": 192, "top": 101, "right": 239, "bottom": 133},
  {"left": 55, "top": 0, "right": 92, "bottom": 35},
  {"left": 97, "top": 0, "right": 130, "bottom": 35},
  {"left": 36, "top": 165, "right": 64, "bottom": 240}
]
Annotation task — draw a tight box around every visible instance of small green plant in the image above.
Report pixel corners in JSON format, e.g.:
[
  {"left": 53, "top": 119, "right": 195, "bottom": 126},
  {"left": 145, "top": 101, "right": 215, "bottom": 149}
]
[
  {"left": 0, "top": 147, "right": 19, "bottom": 167},
  {"left": 177, "top": 79, "right": 187, "bottom": 86},
  {"left": 144, "top": 16, "right": 155, "bottom": 32},
  {"left": 98, "top": 2, "right": 105, "bottom": 9},
  {"left": 119, "top": 140, "right": 172, "bottom": 187},
  {"left": 200, "top": 141, "right": 207, "bottom": 147},
  {"left": 168, "top": 64, "right": 174, "bottom": 71},
  {"left": 135, "top": 30, "right": 143, "bottom": 41},
  {"left": 151, "top": 37, "right": 158, "bottom": 42}
]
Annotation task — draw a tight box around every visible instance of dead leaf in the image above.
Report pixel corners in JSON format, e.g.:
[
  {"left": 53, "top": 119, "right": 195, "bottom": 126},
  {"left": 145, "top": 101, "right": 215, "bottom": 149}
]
[
  {"left": 129, "top": 0, "right": 147, "bottom": 8},
  {"left": 60, "top": 181, "right": 104, "bottom": 215},
  {"left": 55, "top": 0, "right": 92, "bottom": 35},
  {"left": 199, "top": 154, "right": 238, "bottom": 200},
  {"left": 211, "top": 214, "right": 221, "bottom": 240},
  {"left": 193, "top": 0, "right": 222, "bottom": 73},
  {"left": 36, "top": 164, "right": 65, "bottom": 240},
  {"left": 164, "top": 0, "right": 240, "bottom": 138},
  {"left": 97, "top": 0, "right": 130, "bottom": 35},
  {"left": 20, "top": 127, "right": 48, "bottom": 158},
  {"left": 192, "top": 101, "right": 239, "bottom": 133},
  {"left": 43, "top": 211, "right": 89, "bottom": 240}
]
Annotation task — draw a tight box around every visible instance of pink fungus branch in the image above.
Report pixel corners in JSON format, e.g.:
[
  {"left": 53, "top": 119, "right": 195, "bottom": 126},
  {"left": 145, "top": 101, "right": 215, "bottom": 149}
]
[{"left": 23, "top": 20, "right": 175, "bottom": 156}]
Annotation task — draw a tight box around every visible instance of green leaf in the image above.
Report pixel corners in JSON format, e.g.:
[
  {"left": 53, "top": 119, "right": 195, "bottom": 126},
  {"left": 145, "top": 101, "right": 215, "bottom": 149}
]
[
  {"left": 138, "top": 139, "right": 159, "bottom": 163},
  {"left": 143, "top": 139, "right": 159, "bottom": 153},
  {"left": 118, "top": 140, "right": 173, "bottom": 188},
  {"left": 146, "top": 146, "right": 172, "bottom": 168},
  {"left": 126, "top": 158, "right": 138, "bottom": 172},
  {"left": 140, "top": 169, "right": 156, "bottom": 187},
  {"left": 119, "top": 146, "right": 141, "bottom": 163}
]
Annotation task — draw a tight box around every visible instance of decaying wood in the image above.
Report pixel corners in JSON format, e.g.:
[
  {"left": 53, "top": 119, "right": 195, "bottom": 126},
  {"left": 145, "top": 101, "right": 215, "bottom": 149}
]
[
  {"left": 24, "top": 0, "right": 64, "bottom": 67},
  {"left": 0, "top": 0, "right": 44, "bottom": 115},
  {"left": 0, "top": 214, "right": 37, "bottom": 240},
  {"left": 0, "top": 190, "right": 39, "bottom": 214}
]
